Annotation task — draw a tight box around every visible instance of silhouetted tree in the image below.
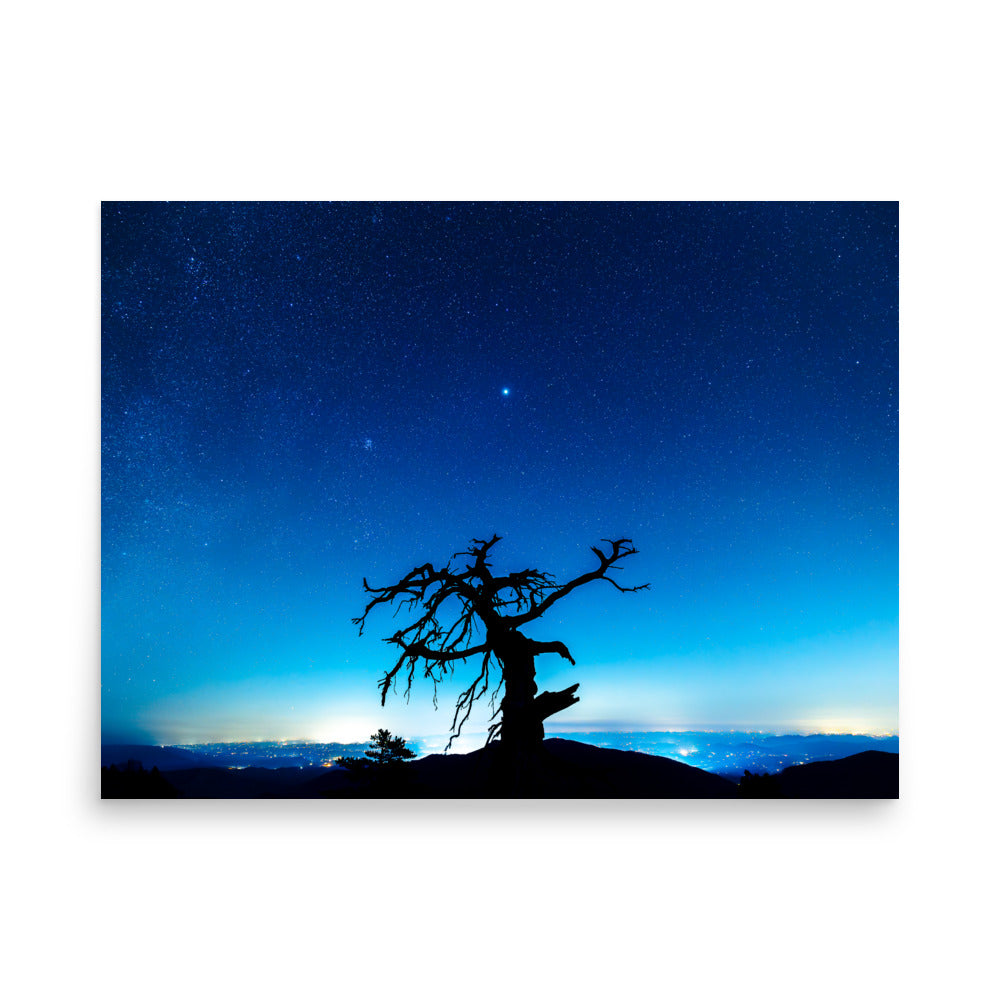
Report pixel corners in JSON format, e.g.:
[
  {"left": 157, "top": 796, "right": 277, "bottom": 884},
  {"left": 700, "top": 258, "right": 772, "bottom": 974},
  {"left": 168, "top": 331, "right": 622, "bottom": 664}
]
[
  {"left": 336, "top": 728, "right": 416, "bottom": 772},
  {"left": 353, "top": 535, "right": 648, "bottom": 759},
  {"left": 364, "top": 728, "right": 417, "bottom": 765}
]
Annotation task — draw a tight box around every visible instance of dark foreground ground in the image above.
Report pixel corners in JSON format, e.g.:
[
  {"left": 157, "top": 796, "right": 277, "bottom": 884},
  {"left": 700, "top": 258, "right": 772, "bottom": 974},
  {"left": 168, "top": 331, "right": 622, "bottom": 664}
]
[{"left": 102, "top": 738, "right": 898, "bottom": 799}]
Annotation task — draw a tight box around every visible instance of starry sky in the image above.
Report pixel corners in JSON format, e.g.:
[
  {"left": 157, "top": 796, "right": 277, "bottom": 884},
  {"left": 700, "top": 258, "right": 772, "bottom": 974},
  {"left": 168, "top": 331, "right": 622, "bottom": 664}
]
[{"left": 101, "top": 201, "right": 898, "bottom": 748}]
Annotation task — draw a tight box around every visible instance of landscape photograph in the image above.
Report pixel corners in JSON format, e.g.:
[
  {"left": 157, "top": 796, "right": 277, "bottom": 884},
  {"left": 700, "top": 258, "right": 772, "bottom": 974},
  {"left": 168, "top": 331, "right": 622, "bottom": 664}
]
[
  {"left": 101, "top": 200, "right": 898, "bottom": 798},
  {"left": 18, "top": 3, "right": 1000, "bottom": 997}
]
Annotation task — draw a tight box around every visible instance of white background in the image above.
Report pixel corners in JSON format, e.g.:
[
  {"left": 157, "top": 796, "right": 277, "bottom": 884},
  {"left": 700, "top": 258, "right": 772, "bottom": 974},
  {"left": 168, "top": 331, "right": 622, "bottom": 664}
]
[{"left": 4, "top": 2, "right": 996, "bottom": 998}]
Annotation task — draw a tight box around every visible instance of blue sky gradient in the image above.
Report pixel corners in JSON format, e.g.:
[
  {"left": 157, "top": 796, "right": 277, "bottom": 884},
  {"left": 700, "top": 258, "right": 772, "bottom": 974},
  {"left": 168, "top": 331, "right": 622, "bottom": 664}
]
[{"left": 101, "top": 202, "right": 898, "bottom": 747}]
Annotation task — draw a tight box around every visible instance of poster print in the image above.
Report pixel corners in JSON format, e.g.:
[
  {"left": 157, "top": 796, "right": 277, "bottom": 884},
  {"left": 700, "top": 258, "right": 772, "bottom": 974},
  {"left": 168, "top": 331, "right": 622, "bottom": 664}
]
[{"left": 101, "top": 202, "right": 898, "bottom": 798}]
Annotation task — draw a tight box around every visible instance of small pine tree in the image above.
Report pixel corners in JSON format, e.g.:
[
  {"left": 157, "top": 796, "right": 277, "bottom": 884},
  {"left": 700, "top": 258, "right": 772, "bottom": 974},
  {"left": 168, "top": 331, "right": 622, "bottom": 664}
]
[
  {"left": 336, "top": 729, "right": 416, "bottom": 772},
  {"left": 364, "top": 728, "right": 417, "bottom": 765}
]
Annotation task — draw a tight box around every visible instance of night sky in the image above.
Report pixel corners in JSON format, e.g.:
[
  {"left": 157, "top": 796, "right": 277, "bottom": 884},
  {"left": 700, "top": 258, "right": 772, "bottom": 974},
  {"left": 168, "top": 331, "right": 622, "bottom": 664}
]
[{"left": 101, "top": 201, "right": 898, "bottom": 748}]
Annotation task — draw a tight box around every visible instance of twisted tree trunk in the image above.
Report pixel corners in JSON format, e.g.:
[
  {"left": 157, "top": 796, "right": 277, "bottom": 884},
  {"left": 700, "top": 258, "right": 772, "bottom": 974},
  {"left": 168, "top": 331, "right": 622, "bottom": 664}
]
[
  {"left": 493, "top": 626, "right": 541, "bottom": 751},
  {"left": 498, "top": 654, "right": 543, "bottom": 750},
  {"left": 493, "top": 628, "right": 579, "bottom": 758}
]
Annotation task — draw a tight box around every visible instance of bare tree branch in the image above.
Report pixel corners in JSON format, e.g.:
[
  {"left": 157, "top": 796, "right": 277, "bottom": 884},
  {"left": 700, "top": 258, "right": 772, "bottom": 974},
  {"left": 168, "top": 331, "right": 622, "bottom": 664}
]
[
  {"left": 526, "top": 639, "right": 576, "bottom": 664},
  {"left": 505, "top": 538, "right": 648, "bottom": 627}
]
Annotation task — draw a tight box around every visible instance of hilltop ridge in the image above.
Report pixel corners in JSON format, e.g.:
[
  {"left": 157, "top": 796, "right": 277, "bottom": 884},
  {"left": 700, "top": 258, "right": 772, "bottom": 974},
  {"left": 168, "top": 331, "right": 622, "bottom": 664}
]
[{"left": 101, "top": 738, "right": 898, "bottom": 799}]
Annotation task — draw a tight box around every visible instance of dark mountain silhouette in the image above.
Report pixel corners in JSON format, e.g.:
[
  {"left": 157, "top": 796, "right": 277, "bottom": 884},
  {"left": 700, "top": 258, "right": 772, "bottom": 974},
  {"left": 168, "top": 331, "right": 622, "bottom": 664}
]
[
  {"left": 738, "top": 750, "right": 898, "bottom": 798},
  {"left": 775, "top": 750, "right": 898, "bottom": 798},
  {"left": 109, "top": 739, "right": 738, "bottom": 798},
  {"left": 99, "top": 740, "right": 898, "bottom": 799},
  {"left": 385, "top": 738, "right": 741, "bottom": 798}
]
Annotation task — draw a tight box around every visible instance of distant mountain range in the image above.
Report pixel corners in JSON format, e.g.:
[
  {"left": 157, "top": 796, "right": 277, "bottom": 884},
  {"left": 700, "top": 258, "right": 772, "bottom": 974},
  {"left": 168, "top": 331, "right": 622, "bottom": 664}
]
[
  {"left": 101, "top": 730, "right": 898, "bottom": 778},
  {"left": 560, "top": 731, "right": 899, "bottom": 779},
  {"left": 100, "top": 740, "right": 371, "bottom": 771}
]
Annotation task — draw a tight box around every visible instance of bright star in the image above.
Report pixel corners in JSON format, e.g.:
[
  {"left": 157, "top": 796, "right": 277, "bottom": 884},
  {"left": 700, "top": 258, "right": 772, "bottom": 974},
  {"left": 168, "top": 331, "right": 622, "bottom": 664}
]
[{"left": 502, "top": 387, "right": 510, "bottom": 396}]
